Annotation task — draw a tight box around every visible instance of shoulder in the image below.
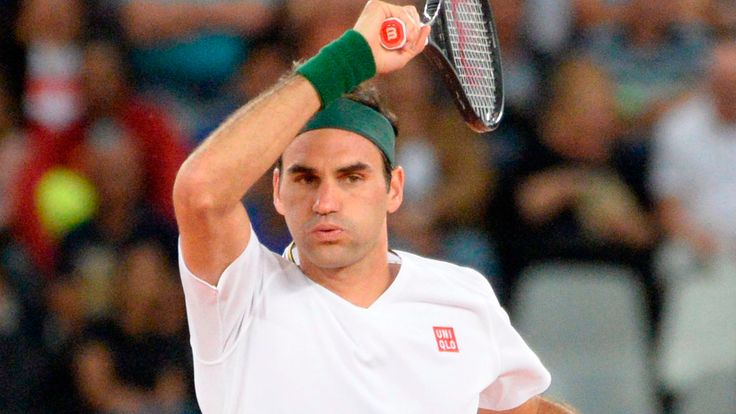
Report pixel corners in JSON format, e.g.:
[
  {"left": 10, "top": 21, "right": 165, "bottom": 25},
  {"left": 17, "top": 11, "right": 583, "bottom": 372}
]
[{"left": 397, "top": 250, "right": 496, "bottom": 298}]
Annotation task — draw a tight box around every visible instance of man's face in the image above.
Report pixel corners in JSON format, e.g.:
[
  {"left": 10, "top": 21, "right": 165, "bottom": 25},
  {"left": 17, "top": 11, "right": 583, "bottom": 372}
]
[{"left": 273, "top": 129, "right": 403, "bottom": 270}]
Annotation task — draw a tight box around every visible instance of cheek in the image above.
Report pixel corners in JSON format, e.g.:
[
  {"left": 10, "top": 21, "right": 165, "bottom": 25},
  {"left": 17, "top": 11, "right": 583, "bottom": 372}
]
[
  {"left": 277, "top": 185, "right": 311, "bottom": 209},
  {"left": 348, "top": 189, "right": 390, "bottom": 228},
  {"left": 275, "top": 186, "right": 315, "bottom": 228}
]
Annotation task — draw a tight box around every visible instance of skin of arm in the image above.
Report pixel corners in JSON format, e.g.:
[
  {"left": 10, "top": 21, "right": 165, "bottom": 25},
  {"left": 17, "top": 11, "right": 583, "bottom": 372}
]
[
  {"left": 656, "top": 196, "right": 717, "bottom": 259},
  {"left": 173, "top": 0, "right": 430, "bottom": 286},
  {"left": 479, "top": 396, "right": 579, "bottom": 414},
  {"left": 515, "top": 168, "right": 583, "bottom": 226}
]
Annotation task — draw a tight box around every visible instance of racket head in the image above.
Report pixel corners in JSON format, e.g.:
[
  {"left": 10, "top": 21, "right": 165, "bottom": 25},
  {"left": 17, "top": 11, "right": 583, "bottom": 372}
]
[{"left": 424, "top": 0, "right": 504, "bottom": 132}]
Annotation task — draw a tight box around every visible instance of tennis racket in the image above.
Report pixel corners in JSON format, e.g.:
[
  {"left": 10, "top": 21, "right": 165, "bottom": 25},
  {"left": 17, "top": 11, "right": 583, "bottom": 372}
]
[{"left": 380, "top": 0, "right": 504, "bottom": 132}]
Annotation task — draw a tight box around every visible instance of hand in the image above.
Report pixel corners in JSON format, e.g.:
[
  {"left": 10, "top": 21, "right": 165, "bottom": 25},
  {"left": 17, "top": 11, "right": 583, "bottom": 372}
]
[{"left": 353, "top": 0, "right": 431, "bottom": 74}]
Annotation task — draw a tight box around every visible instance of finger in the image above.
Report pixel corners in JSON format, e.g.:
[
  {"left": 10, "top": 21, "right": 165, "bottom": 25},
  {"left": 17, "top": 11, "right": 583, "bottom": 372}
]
[
  {"left": 401, "top": 6, "right": 422, "bottom": 50},
  {"left": 401, "top": 27, "right": 430, "bottom": 58},
  {"left": 416, "top": 24, "right": 431, "bottom": 50},
  {"left": 406, "top": 6, "right": 430, "bottom": 48},
  {"left": 406, "top": 9, "right": 430, "bottom": 51},
  {"left": 404, "top": 5, "right": 422, "bottom": 26}
]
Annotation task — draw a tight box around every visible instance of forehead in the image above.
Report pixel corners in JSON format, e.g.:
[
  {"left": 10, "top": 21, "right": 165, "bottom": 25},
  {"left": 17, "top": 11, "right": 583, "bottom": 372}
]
[{"left": 282, "top": 128, "right": 384, "bottom": 169}]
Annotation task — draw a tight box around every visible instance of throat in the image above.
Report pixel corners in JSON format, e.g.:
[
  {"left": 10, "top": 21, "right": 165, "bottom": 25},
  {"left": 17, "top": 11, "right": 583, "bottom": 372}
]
[
  {"left": 309, "top": 263, "right": 398, "bottom": 308},
  {"left": 289, "top": 245, "right": 402, "bottom": 308}
]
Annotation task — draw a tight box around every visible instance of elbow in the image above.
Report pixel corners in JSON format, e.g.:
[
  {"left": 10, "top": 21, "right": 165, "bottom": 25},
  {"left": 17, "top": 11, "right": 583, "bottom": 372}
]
[{"left": 173, "top": 162, "right": 221, "bottom": 218}]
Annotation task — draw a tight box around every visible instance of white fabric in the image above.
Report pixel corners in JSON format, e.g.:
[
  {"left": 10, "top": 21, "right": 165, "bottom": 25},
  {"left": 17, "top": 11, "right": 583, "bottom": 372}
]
[
  {"left": 650, "top": 94, "right": 736, "bottom": 249},
  {"left": 179, "top": 232, "right": 550, "bottom": 413},
  {"left": 657, "top": 251, "right": 736, "bottom": 391}
]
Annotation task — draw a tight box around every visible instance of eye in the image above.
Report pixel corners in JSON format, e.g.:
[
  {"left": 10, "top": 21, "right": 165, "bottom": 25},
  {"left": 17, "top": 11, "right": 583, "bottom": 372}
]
[
  {"left": 345, "top": 174, "right": 363, "bottom": 184},
  {"left": 294, "top": 175, "right": 318, "bottom": 185}
]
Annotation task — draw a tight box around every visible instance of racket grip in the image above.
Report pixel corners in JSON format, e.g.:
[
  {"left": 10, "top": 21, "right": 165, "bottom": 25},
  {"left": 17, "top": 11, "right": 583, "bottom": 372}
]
[{"left": 380, "top": 17, "right": 407, "bottom": 50}]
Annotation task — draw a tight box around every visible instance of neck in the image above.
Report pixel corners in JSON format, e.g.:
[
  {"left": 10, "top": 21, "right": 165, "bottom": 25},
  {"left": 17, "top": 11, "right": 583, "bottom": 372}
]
[{"left": 298, "top": 240, "right": 396, "bottom": 308}]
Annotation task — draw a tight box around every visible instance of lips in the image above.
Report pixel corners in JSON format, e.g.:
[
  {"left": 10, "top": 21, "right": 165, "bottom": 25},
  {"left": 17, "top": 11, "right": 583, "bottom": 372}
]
[{"left": 309, "top": 223, "right": 344, "bottom": 242}]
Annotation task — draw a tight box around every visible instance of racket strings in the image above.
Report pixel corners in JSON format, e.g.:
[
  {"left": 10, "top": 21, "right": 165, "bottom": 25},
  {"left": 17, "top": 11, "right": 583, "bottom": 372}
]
[{"left": 444, "top": 0, "right": 500, "bottom": 122}]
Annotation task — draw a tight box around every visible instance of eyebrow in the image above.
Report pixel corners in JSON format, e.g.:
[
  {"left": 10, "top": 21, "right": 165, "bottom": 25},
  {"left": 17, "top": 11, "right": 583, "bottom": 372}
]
[
  {"left": 336, "top": 162, "right": 372, "bottom": 175},
  {"left": 285, "top": 164, "right": 316, "bottom": 176},
  {"left": 285, "top": 162, "right": 373, "bottom": 176}
]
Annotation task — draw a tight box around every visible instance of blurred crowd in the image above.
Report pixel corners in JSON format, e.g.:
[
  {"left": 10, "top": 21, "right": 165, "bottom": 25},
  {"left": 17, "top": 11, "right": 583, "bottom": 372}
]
[{"left": 0, "top": 0, "right": 734, "bottom": 413}]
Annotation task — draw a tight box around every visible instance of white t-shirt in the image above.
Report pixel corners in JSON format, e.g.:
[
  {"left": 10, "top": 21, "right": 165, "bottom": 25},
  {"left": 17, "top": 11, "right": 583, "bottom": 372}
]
[
  {"left": 179, "top": 232, "right": 550, "bottom": 413},
  {"left": 650, "top": 94, "right": 736, "bottom": 248}
]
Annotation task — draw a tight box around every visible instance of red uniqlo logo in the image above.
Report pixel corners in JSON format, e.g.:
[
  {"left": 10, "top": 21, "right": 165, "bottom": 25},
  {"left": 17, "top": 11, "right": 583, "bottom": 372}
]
[{"left": 433, "top": 326, "right": 459, "bottom": 352}]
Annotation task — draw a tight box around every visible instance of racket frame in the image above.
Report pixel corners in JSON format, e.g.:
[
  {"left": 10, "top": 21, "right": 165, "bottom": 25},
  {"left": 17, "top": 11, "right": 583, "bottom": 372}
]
[{"left": 424, "top": 0, "right": 504, "bottom": 132}]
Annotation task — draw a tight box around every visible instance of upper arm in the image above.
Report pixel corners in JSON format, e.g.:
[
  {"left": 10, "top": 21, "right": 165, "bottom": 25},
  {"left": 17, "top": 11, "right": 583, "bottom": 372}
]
[{"left": 478, "top": 288, "right": 551, "bottom": 410}]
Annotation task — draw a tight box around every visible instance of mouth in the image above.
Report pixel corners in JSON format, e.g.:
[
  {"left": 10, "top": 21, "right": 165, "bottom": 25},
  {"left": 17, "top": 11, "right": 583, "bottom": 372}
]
[{"left": 309, "top": 224, "right": 344, "bottom": 242}]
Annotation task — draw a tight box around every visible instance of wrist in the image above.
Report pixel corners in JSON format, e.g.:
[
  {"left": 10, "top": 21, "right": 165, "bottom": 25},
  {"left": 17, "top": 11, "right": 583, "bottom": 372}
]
[{"left": 296, "top": 30, "right": 376, "bottom": 108}]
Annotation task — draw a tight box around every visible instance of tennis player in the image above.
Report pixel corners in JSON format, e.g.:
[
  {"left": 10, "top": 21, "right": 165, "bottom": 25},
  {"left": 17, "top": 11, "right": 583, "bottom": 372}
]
[{"left": 173, "top": 1, "right": 574, "bottom": 412}]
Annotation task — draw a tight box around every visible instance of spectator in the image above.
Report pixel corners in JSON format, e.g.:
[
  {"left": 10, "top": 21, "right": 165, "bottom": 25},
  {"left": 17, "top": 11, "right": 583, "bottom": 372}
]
[
  {"left": 487, "top": 57, "right": 658, "bottom": 312},
  {"left": 650, "top": 37, "right": 736, "bottom": 408},
  {"left": 0, "top": 78, "right": 46, "bottom": 407},
  {"left": 16, "top": 0, "right": 85, "bottom": 132},
  {"left": 0, "top": 109, "right": 46, "bottom": 410},
  {"left": 650, "top": 37, "right": 736, "bottom": 264},
  {"left": 488, "top": 0, "right": 548, "bottom": 173},
  {"left": 120, "top": 0, "right": 280, "bottom": 142},
  {"left": 0, "top": 0, "right": 25, "bottom": 107},
  {"left": 525, "top": 0, "right": 624, "bottom": 57},
  {"left": 13, "top": 39, "right": 185, "bottom": 275},
  {"left": 0, "top": 270, "right": 47, "bottom": 413},
  {"left": 0, "top": 72, "right": 28, "bottom": 240},
  {"left": 706, "top": 0, "right": 736, "bottom": 37},
  {"left": 39, "top": 273, "right": 93, "bottom": 412},
  {"left": 582, "top": 0, "right": 711, "bottom": 135},
  {"left": 74, "top": 239, "right": 195, "bottom": 413}
]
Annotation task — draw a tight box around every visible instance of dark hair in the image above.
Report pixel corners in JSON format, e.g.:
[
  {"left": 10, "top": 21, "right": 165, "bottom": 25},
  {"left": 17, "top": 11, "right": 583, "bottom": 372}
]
[{"left": 276, "top": 82, "right": 398, "bottom": 190}]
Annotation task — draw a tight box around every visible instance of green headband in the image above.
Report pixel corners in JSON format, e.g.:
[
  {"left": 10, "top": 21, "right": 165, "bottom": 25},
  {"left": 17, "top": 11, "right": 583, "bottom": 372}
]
[{"left": 301, "top": 98, "right": 396, "bottom": 167}]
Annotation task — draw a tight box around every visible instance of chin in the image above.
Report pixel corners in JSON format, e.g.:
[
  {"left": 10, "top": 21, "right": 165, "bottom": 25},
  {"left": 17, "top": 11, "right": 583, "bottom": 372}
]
[{"left": 301, "top": 243, "right": 361, "bottom": 270}]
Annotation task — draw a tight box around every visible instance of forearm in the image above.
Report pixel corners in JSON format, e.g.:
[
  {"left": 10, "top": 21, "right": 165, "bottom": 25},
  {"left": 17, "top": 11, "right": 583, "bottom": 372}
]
[
  {"left": 516, "top": 171, "right": 581, "bottom": 226},
  {"left": 173, "top": 73, "right": 318, "bottom": 283}
]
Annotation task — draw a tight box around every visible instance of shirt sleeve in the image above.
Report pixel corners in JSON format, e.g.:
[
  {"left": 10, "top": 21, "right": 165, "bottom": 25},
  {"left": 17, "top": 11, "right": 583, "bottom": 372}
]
[
  {"left": 479, "top": 292, "right": 552, "bottom": 410},
  {"left": 648, "top": 100, "right": 702, "bottom": 202},
  {"left": 178, "top": 229, "right": 281, "bottom": 362}
]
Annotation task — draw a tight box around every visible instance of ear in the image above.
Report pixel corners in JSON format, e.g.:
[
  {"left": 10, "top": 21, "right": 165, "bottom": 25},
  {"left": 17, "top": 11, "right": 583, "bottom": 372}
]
[
  {"left": 387, "top": 166, "right": 404, "bottom": 214},
  {"left": 273, "top": 168, "right": 286, "bottom": 216}
]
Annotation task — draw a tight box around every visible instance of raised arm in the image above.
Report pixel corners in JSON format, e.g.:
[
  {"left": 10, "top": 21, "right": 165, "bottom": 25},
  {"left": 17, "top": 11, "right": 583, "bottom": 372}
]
[{"left": 173, "top": 0, "right": 430, "bottom": 286}]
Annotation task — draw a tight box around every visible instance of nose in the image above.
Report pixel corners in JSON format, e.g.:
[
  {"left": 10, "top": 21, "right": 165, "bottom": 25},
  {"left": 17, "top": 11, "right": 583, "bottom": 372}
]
[{"left": 312, "top": 179, "right": 340, "bottom": 215}]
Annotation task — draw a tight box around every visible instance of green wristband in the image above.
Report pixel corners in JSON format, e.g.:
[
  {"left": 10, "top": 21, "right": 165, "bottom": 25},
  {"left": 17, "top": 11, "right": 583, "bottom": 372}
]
[{"left": 297, "top": 29, "right": 377, "bottom": 108}]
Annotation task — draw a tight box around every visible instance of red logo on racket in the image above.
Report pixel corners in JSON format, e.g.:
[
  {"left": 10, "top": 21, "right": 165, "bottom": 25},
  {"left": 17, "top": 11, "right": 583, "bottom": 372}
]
[
  {"left": 380, "top": 17, "right": 407, "bottom": 50},
  {"left": 433, "top": 326, "right": 459, "bottom": 352}
]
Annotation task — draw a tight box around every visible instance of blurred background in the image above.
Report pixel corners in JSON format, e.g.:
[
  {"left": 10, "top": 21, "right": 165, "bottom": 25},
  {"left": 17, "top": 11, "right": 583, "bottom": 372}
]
[{"left": 0, "top": 0, "right": 735, "bottom": 413}]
